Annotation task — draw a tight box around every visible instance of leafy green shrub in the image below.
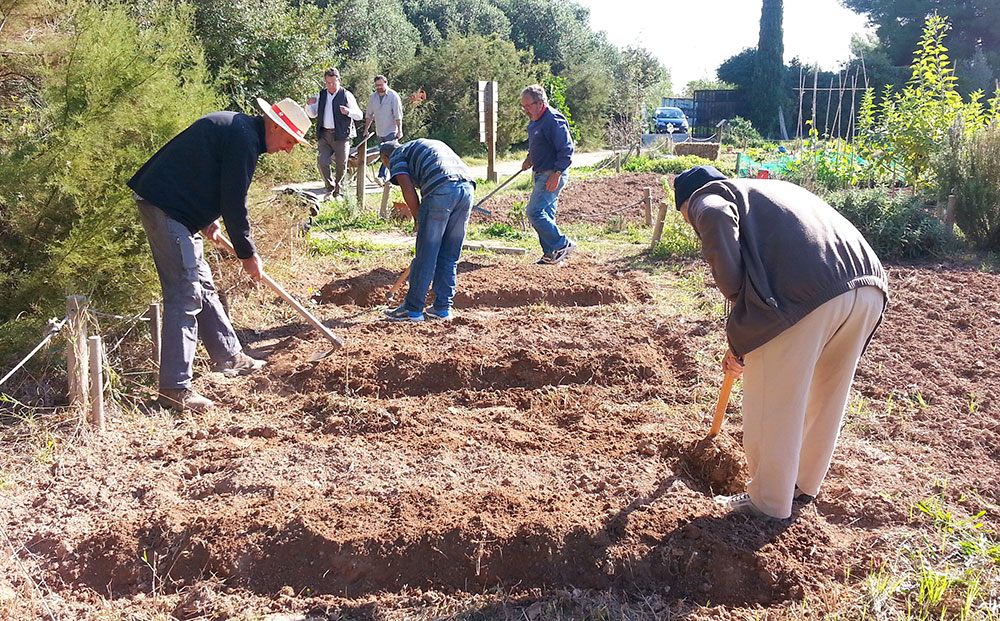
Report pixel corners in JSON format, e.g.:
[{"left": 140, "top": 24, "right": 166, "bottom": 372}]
[
  {"left": 0, "top": 1, "right": 220, "bottom": 327},
  {"left": 723, "top": 116, "right": 768, "bottom": 148},
  {"left": 826, "top": 189, "right": 950, "bottom": 260},
  {"left": 190, "top": 0, "right": 331, "bottom": 110},
  {"left": 623, "top": 155, "right": 736, "bottom": 176},
  {"left": 854, "top": 15, "right": 1000, "bottom": 188},
  {"left": 480, "top": 222, "right": 526, "bottom": 240},
  {"left": 396, "top": 34, "right": 547, "bottom": 155},
  {"left": 782, "top": 133, "right": 876, "bottom": 193},
  {"left": 952, "top": 124, "right": 1000, "bottom": 250}
]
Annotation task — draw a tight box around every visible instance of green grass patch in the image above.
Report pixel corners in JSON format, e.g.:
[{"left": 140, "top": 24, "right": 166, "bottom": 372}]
[
  {"left": 314, "top": 197, "right": 396, "bottom": 233},
  {"left": 649, "top": 210, "right": 701, "bottom": 259},
  {"left": 847, "top": 495, "right": 1000, "bottom": 620},
  {"left": 307, "top": 234, "right": 379, "bottom": 258}
]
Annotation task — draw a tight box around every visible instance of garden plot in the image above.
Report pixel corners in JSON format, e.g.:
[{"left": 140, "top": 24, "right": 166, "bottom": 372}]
[{"left": 1, "top": 182, "right": 999, "bottom": 619}]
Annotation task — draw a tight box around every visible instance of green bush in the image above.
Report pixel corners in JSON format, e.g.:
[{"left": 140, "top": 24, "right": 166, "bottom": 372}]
[
  {"left": 396, "top": 34, "right": 547, "bottom": 156},
  {"left": 723, "top": 116, "right": 768, "bottom": 149},
  {"left": 190, "top": 0, "right": 332, "bottom": 110},
  {"left": 623, "top": 154, "right": 736, "bottom": 176},
  {"left": 826, "top": 189, "right": 950, "bottom": 260},
  {"left": 0, "top": 1, "right": 220, "bottom": 328},
  {"left": 953, "top": 124, "right": 1000, "bottom": 250}
]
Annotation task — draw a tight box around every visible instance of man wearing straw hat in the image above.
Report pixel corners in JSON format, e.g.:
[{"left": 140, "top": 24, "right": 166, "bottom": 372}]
[
  {"left": 673, "top": 165, "right": 888, "bottom": 520},
  {"left": 128, "top": 97, "right": 312, "bottom": 413}
]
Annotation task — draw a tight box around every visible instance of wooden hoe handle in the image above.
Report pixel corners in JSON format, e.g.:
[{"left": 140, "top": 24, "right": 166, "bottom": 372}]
[
  {"left": 708, "top": 372, "right": 737, "bottom": 437},
  {"left": 215, "top": 235, "right": 344, "bottom": 348}
]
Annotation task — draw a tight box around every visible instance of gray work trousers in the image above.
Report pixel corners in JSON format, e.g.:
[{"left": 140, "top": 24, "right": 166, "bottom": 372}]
[
  {"left": 137, "top": 200, "right": 241, "bottom": 389},
  {"left": 317, "top": 129, "right": 350, "bottom": 195}
]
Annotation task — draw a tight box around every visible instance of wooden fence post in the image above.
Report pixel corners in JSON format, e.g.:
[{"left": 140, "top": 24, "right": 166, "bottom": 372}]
[
  {"left": 88, "top": 336, "right": 104, "bottom": 431},
  {"left": 379, "top": 182, "right": 392, "bottom": 220},
  {"left": 643, "top": 187, "right": 653, "bottom": 227},
  {"left": 148, "top": 302, "right": 161, "bottom": 383},
  {"left": 649, "top": 201, "right": 669, "bottom": 250},
  {"left": 65, "top": 295, "right": 89, "bottom": 410},
  {"left": 356, "top": 133, "right": 368, "bottom": 207},
  {"left": 944, "top": 193, "right": 957, "bottom": 242}
]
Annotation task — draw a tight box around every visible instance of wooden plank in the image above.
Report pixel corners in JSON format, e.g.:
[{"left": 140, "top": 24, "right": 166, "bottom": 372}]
[{"left": 462, "top": 243, "right": 526, "bottom": 255}]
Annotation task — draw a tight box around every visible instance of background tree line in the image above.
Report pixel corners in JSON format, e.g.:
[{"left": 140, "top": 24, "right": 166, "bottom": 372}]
[
  {"left": 713, "top": 0, "right": 998, "bottom": 137},
  {"left": 0, "top": 0, "right": 669, "bottom": 345}
]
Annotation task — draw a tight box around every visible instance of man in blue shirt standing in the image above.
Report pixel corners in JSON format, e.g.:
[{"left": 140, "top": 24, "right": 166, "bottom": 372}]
[
  {"left": 520, "top": 84, "right": 575, "bottom": 265},
  {"left": 379, "top": 139, "right": 476, "bottom": 322},
  {"left": 128, "top": 97, "right": 311, "bottom": 413}
]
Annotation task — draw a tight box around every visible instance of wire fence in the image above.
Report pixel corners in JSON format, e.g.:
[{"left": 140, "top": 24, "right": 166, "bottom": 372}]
[
  {"left": 578, "top": 197, "right": 647, "bottom": 219},
  {"left": 0, "top": 316, "right": 68, "bottom": 389}
]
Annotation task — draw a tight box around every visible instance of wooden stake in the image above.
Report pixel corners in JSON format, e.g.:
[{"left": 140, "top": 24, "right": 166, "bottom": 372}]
[
  {"left": 649, "top": 201, "right": 669, "bottom": 250},
  {"left": 379, "top": 181, "right": 392, "bottom": 220},
  {"left": 88, "top": 336, "right": 104, "bottom": 431},
  {"left": 944, "top": 194, "right": 957, "bottom": 241},
  {"left": 356, "top": 133, "right": 368, "bottom": 207},
  {"left": 643, "top": 187, "right": 653, "bottom": 227},
  {"left": 615, "top": 152, "right": 621, "bottom": 173},
  {"left": 66, "top": 295, "right": 88, "bottom": 410}
]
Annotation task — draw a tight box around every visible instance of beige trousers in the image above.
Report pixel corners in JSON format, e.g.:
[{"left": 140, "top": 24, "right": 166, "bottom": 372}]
[{"left": 742, "top": 286, "right": 885, "bottom": 518}]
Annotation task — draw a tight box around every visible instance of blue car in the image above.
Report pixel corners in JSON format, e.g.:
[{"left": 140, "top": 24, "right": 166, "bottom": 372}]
[{"left": 654, "top": 107, "right": 689, "bottom": 134}]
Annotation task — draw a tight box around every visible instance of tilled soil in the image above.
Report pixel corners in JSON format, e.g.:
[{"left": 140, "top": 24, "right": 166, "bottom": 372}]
[{"left": 1, "top": 176, "right": 999, "bottom": 619}]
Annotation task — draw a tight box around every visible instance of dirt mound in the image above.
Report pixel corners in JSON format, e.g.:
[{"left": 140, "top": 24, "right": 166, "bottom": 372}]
[
  {"left": 317, "top": 259, "right": 654, "bottom": 309},
  {"left": 478, "top": 172, "right": 670, "bottom": 225},
  {"left": 285, "top": 313, "right": 673, "bottom": 399}
]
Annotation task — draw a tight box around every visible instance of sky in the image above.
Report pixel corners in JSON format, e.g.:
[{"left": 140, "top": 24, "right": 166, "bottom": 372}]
[{"left": 572, "top": 0, "right": 873, "bottom": 92}]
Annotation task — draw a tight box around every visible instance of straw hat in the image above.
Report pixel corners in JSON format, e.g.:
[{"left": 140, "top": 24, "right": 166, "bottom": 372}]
[{"left": 257, "top": 97, "right": 312, "bottom": 147}]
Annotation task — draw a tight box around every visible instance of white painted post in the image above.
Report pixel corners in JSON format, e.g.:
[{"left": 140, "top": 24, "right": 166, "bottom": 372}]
[
  {"left": 65, "top": 295, "right": 88, "bottom": 410},
  {"left": 148, "top": 302, "right": 161, "bottom": 384},
  {"left": 88, "top": 336, "right": 104, "bottom": 431}
]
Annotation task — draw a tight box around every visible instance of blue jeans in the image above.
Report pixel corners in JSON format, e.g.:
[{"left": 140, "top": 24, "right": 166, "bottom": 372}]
[
  {"left": 137, "top": 200, "right": 241, "bottom": 389},
  {"left": 526, "top": 170, "right": 569, "bottom": 254},
  {"left": 403, "top": 180, "right": 474, "bottom": 312}
]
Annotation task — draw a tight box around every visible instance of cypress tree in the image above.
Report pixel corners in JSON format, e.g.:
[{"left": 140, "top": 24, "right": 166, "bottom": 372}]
[{"left": 749, "top": 0, "right": 784, "bottom": 137}]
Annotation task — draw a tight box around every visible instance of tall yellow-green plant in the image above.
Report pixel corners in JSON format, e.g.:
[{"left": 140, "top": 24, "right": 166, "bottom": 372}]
[
  {"left": 854, "top": 14, "right": 1000, "bottom": 187},
  {"left": 0, "top": 0, "right": 219, "bottom": 336}
]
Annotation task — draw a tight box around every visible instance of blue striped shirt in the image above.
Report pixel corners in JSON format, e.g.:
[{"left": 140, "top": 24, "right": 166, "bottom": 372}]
[{"left": 389, "top": 139, "right": 475, "bottom": 195}]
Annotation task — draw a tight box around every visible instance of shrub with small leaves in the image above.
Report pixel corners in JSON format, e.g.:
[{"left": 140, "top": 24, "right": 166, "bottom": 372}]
[{"left": 826, "top": 189, "right": 950, "bottom": 260}]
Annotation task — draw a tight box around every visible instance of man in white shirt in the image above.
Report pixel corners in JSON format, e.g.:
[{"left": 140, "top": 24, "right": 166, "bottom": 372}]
[
  {"left": 307, "top": 67, "right": 363, "bottom": 199},
  {"left": 363, "top": 74, "right": 403, "bottom": 183}
]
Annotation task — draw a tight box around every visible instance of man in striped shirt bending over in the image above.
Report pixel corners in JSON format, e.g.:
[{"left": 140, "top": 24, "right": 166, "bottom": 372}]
[{"left": 380, "top": 139, "right": 476, "bottom": 322}]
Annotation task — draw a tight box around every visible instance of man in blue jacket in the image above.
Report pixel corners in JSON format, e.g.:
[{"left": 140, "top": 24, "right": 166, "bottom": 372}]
[
  {"left": 128, "top": 97, "right": 311, "bottom": 413},
  {"left": 520, "top": 85, "right": 575, "bottom": 265}
]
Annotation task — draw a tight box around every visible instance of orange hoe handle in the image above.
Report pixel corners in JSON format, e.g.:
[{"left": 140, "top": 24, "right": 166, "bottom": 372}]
[{"left": 708, "top": 371, "right": 737, "bottom": 437}]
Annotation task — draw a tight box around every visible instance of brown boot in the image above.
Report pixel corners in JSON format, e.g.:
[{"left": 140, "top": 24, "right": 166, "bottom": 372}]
[
  {"left": 158, "top": 388, "right": 213, "bottom": 413},
  {"left": 212, "top": 351, "right": 266, "bottom": 377}
]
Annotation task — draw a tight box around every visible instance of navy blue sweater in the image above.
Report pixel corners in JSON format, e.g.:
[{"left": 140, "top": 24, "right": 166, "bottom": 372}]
[
  {"left": 128, "top": 112, "right": 266, "bottom": 259},
  {"left": 526, "top": 107, "right": 574, "bottom": 173}
]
